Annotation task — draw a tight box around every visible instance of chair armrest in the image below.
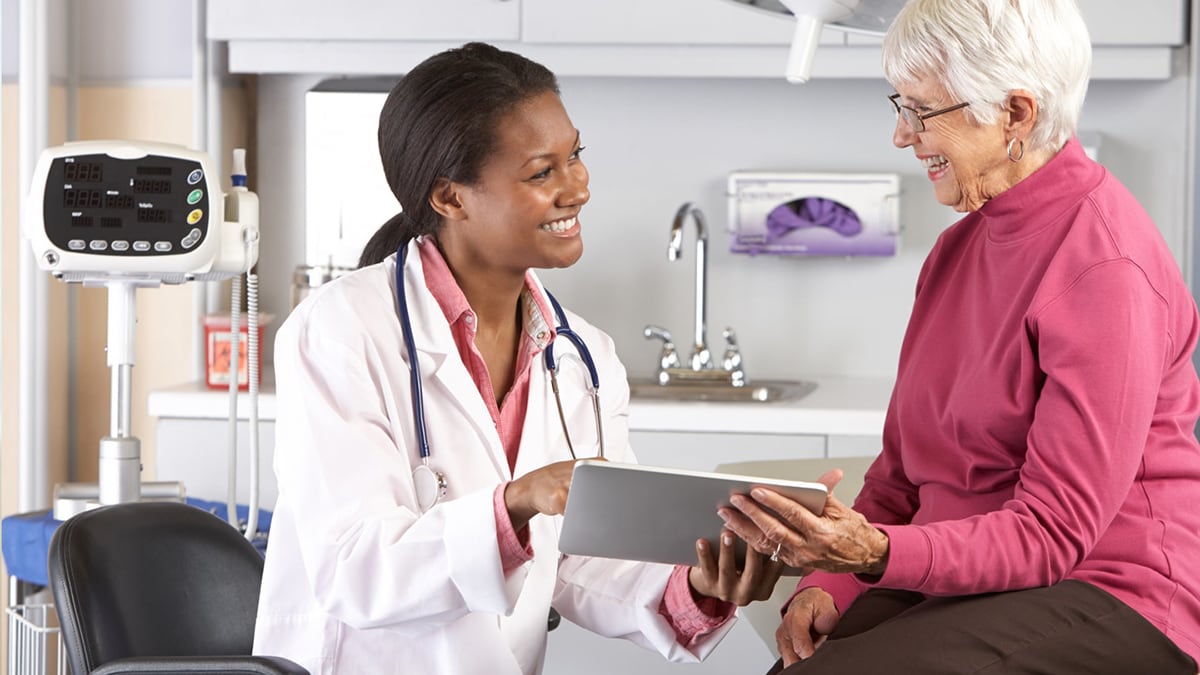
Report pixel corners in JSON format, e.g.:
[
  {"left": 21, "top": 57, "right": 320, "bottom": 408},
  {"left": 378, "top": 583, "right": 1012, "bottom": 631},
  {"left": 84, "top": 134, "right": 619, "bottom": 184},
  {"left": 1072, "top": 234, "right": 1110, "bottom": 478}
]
[{"left": 92, "top": 655, "right": 309, "bottom": 675}]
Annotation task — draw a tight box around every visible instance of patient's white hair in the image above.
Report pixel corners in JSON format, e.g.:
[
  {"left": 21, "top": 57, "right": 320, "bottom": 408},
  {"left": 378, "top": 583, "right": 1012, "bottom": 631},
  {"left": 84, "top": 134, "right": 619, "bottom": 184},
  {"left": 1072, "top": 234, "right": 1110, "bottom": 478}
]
[{"left": 882, "top": 0, "right": 1091, "bottom": 152}]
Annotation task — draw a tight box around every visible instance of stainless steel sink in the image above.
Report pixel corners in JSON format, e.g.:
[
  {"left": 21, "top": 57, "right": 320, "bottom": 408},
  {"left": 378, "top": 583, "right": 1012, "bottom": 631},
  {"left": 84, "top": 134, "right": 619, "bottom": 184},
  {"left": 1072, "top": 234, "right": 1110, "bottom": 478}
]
[{"left": 627, "top": 377, "right": 818, "bottom": 404}]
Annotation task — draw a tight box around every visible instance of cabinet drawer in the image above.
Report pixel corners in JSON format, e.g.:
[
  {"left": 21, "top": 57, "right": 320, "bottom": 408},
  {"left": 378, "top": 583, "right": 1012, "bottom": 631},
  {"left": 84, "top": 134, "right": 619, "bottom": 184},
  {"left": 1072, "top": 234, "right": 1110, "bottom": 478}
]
[
  {"left": 521, "top": 0, "right": 842, "bottom": 46},
  {"left": 630, "top": 430, "right": 825, "bottom": 472},
  {"left": 207, "top": 0, "right": 521, "bottom": 42},
  {"left": 1082, "top": 0, "right": 1186, "bottom": 45}
]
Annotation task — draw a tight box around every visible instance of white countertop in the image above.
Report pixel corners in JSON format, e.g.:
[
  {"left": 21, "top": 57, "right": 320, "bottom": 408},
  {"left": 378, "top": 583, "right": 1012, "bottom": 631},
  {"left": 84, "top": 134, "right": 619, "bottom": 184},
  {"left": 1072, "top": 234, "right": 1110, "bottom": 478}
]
[
  {"left": 148, "top": 375, "right": 892, "bottom": 437},
  {"left": 626, "top": 376, "right": 892, "bottom": 436}
]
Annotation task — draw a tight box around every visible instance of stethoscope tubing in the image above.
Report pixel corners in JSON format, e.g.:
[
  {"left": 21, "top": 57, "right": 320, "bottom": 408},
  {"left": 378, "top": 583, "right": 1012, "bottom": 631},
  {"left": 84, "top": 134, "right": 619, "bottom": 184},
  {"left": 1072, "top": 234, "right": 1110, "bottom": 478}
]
[
  {"left": 543, "top": 293, "right": 600, "bottom": 391},
  {"left": 397, "top": 243, "right": 433, "bottom": 462}
]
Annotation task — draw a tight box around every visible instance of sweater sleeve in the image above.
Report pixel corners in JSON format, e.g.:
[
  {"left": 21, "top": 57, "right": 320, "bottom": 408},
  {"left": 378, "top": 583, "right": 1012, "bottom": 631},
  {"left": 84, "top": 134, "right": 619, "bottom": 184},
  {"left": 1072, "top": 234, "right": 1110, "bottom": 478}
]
[
  {"left": 872, "top": 260, "right": 1168, "bottom": 595},
  {"left": 791, "top": 384, "right": 920, "bottom": 610}
]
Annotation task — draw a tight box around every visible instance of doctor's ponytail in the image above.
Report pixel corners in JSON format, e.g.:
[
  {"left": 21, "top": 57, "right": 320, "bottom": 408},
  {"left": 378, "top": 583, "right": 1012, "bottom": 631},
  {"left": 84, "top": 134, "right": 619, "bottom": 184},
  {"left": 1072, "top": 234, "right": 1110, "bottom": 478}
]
[{"left": 358, "top": 212, "right": 414, "bottom": 268}]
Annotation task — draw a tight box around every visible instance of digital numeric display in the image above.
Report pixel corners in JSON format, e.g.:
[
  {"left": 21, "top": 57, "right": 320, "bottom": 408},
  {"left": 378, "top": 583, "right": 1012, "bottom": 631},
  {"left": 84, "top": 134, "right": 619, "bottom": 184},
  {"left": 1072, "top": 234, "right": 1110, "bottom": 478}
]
[
  {"left": 63, "top": 161, "right": 103, "bottom": 183},
  {"left": 43, "top": 152, "right": 209, "bottom": 256},
  {"left": 63, "top": 189, "right": 104, "bottom": 209},
  {"left": 132, "top": 178, "right": 172, "bottom": 194}
]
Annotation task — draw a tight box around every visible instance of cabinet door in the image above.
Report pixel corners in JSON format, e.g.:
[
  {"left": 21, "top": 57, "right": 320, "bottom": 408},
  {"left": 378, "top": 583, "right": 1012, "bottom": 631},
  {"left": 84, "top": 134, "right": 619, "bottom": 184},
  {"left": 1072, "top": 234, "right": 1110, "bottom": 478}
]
[
  {"left": 523, "top": 0, "right": 1185, "bottom": 48},
  {"left": 208, "top": 0, "right": 521, "bottom": 42},
  {"left": 629, "top": 430, "right": 826, "bottom": 472},
  {"left": 1081, "top": 0, "right": 1186, "bottom": 45},
  {"left": 521, "top": 0, "right": 842, "bottom": 46}
]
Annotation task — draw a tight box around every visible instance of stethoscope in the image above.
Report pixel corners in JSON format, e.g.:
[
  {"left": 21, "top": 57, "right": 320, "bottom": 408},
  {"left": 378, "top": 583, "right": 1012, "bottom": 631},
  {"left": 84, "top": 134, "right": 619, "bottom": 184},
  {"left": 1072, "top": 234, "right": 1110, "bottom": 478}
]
[{"left": 395, "top": 241, "right": 606, "bottom": 512}]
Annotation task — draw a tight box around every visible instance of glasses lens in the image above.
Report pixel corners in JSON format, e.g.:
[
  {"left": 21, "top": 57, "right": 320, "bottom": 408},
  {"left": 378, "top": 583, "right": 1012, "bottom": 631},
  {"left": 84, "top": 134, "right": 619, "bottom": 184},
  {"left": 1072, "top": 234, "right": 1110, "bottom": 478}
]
[
  {"left": 889, "top": 95, "right": 923, "bottom": 132},
  {"left": 905, "top": 109, "right": 925, "bottom": 133}
]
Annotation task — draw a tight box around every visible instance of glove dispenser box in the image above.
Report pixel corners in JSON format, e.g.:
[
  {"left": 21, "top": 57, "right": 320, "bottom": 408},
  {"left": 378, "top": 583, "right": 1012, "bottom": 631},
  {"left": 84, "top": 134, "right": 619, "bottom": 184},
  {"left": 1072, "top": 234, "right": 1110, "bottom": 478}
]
[{"left": 728, "top": 172, "right": 901, "bottom": 256}]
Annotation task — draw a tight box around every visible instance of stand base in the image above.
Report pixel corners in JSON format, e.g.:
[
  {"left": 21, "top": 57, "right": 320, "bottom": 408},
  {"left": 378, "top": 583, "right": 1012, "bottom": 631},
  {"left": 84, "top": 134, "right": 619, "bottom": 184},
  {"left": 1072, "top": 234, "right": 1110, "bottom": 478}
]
[{"left": 52, "top": 481, "right": 186, "bottom": 521}]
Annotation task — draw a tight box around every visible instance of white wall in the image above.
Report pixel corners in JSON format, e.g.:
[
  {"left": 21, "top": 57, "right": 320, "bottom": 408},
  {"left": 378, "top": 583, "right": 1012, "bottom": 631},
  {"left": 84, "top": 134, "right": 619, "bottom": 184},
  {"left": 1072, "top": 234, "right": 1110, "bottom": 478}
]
[{"left": 255, "top": 71, "right": 1192, "bottom": 382}]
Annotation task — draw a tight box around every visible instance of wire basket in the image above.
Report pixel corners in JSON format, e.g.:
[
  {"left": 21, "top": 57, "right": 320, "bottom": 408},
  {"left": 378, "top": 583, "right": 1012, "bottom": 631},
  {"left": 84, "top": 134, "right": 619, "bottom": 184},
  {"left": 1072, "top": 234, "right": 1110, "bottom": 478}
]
[{"left": 6, "top": 604, "right": 67, "bottom": 675}]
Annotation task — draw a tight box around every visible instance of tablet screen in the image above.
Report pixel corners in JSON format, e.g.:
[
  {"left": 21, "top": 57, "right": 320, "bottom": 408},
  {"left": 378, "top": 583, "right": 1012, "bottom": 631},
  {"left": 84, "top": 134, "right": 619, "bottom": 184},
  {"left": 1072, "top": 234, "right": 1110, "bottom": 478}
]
[{"left": 559, "top": 460, "right": 827, "bottom": 574}]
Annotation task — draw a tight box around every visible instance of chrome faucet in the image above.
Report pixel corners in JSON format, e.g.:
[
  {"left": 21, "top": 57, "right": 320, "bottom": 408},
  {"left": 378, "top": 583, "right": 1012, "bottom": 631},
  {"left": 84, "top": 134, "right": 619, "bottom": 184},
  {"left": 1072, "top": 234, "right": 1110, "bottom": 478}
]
[
  {"left": 642, "top": 202, "right": 747, "bottom": 388},
  {"left": 668, "top": 202, "right": 713, "bottom": 371},
  {"left": 643, "top": 326, "right": 681, "bottom": 385}
]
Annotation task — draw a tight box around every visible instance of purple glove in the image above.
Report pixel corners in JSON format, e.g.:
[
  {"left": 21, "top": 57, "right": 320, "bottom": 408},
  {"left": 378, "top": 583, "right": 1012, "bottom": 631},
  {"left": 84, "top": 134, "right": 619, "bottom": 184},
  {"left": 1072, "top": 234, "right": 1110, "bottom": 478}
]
[{"left": 766, "top": 197, "right": 862, "bottom": 242}]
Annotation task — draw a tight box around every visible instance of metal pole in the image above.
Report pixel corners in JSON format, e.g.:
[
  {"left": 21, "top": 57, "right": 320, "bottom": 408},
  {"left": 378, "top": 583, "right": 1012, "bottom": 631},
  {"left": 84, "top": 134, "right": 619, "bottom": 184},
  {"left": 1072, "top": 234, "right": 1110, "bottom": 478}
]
[
  {"left": 18, "top": 0, "right": 51, "bottom": 512},
  {"left": 192, "top": 0, "right": 209, "bottom": 381}
]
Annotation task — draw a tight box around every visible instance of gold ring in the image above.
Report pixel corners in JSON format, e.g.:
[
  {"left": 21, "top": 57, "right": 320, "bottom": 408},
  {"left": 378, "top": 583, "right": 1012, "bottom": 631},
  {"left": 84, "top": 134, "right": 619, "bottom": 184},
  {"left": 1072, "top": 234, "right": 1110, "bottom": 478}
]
[{"left": 770, "top": 542, "right": 782, "bottom": 562}]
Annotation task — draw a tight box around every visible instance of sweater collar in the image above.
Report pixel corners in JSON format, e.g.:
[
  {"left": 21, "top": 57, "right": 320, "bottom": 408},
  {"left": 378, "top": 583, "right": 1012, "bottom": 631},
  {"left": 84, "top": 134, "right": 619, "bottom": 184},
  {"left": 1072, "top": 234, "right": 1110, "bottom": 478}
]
[{"left": 977, "top": 137, "right": 1105, "bottom": 241}]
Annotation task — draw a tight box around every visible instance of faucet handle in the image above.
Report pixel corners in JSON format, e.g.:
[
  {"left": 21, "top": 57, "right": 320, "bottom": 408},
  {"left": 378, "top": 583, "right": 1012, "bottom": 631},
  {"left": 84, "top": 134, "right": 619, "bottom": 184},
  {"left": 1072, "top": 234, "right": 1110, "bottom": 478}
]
[
  {"left": 722, "top": 327, "right": 746, "bottom": 386},
  {"left": 644, "top": 325, "right": 681, "bottom": 384}
]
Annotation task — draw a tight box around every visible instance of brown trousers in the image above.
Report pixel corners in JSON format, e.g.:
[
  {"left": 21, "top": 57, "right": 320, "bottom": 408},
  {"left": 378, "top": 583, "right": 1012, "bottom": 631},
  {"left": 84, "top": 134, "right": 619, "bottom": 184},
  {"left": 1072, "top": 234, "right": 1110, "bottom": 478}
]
[{"left": 767, "top": 580, "right": 1195, "bottom": 674}]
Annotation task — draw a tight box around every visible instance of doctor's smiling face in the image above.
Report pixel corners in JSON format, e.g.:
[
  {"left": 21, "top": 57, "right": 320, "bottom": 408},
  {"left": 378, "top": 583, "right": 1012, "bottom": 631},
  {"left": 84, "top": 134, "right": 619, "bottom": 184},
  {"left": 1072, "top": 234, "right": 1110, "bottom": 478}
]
[{"left": 435, "top": 91, "right": 590, "bottom": 277}]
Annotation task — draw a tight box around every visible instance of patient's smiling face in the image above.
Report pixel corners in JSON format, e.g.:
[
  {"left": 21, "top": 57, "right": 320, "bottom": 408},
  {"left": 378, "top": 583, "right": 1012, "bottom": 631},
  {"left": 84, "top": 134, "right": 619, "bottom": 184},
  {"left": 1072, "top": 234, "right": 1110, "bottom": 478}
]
[{"left": 891, "top": 77, "right": 1009, "bottom": 213}]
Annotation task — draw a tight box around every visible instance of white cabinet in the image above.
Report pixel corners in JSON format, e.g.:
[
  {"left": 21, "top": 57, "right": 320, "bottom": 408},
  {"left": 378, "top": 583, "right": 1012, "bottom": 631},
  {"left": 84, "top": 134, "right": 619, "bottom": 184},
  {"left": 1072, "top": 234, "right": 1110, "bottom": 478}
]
[
  {"left": 213, "top": 0, "right": 1180, "bottom": 78},
  {"left": 1082, "top": 0, "right": 1186, "bottom": 45},
  {"left": 155, "top": 417, "right": 279, "bottom": 511},
  {"left": 544, "top": 612, "right": 780, "bottom": 675},
  {"left": 631, "top": 430, "right": 827, "bottom": 471},
  {"left": 207, "top": 0, "right": 1187, "bottom": 79},
  {"left": 206, "top": 0, "right": 521, "bottom": 42},
  {"left": 208, "top": 0, "right": 1187, "bottom": 48},
  {"left": 521, "top": 0, "right": 841, "bottom": 46}
]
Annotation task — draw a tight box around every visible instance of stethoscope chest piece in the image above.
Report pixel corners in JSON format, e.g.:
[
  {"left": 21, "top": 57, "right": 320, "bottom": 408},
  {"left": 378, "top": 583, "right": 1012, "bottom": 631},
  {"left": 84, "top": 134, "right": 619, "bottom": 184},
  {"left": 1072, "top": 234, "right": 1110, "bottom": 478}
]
[{"left": 414, "top": 463, "right": 448, "bottom": 512}]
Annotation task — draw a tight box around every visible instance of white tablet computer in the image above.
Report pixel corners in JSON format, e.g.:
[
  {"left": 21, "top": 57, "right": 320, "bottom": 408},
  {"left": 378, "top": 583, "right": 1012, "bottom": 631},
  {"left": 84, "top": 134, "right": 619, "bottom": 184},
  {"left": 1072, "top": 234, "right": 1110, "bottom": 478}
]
[{"left": 558, "top": 460, "right": 828, "bottom": 574}]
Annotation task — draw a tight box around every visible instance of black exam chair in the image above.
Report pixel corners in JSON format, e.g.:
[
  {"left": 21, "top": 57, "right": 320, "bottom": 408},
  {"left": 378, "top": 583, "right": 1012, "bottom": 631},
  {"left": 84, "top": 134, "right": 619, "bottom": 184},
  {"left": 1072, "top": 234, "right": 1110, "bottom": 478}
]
[{"left": 47, "top": 500, "right": 308, "bottom": 675}]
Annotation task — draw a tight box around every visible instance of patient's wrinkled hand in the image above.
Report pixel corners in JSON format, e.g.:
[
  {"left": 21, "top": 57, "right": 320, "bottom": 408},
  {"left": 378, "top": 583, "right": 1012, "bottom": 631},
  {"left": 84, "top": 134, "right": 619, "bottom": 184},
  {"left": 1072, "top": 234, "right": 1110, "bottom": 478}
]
[
  {"left": 719, "top": 469, "right": 890, "bottom": 577},
  {"left": 778, "top": 587, "right": 840, "bottom": 665}
]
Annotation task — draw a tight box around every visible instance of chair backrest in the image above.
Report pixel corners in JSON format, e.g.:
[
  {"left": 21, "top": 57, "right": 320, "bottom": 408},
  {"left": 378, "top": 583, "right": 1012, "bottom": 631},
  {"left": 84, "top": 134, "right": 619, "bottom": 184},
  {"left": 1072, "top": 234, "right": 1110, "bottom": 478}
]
[{"left": 48, "top": 501, "right": 266, "bottom": 674}]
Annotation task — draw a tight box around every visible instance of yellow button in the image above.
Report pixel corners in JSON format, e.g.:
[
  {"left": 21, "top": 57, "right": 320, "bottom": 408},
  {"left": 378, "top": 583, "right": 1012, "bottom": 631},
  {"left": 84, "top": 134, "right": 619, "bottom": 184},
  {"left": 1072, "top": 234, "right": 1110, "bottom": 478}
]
[{"left": 187, "top": 209, "right": 203, "bottom": 225}]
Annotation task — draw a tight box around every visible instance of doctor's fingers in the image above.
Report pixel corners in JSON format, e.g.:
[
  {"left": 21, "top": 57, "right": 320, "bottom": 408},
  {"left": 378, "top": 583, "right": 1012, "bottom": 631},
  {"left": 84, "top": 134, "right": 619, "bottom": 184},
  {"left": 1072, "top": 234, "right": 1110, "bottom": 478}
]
[
  {"left": 509, "top": 460, "right": 577, "bottom": 517},
  {"left": 699, "top": 530, "right": 743, "bottom": 603},
  {"left": 692, "top": 530, "right": 782, "bottom": 604},
  {"left": 714, "top": 529, "right": 779, "bottom": 605},
  {"left": 733, "top": 544, "right": 785, "bottom": 603}
]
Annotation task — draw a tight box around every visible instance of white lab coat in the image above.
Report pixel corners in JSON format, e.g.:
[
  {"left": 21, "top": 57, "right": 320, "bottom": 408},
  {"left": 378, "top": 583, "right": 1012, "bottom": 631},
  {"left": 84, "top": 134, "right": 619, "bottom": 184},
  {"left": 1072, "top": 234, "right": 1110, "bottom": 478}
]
[{"left": 253, "top": 241, "right": 736, "bottom": 674}]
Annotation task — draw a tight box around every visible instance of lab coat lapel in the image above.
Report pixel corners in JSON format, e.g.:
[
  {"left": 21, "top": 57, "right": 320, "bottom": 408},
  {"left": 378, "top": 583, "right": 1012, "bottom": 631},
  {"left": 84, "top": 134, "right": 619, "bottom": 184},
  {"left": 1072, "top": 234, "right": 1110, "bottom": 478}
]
[
  {"left": 398, "top": 241, "right": 510, "bottom": 479},
  {"left": 515, "top": 362, "right": 559, "bottom": 479}
]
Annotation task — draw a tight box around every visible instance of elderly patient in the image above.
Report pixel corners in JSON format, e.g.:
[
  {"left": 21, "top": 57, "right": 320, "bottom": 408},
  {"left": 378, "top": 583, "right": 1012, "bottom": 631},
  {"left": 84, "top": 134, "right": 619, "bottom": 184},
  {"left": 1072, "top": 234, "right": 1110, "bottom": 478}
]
[{"left": 721, "top": 0, "right": 1200, "bottom": 673}]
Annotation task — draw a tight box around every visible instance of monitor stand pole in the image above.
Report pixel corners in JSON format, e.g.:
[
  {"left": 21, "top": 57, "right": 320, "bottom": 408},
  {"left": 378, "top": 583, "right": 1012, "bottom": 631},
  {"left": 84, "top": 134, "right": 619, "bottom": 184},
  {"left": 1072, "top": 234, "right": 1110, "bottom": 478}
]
[{"left": 52, "top": 279, "right": 184, "bottom": 521}]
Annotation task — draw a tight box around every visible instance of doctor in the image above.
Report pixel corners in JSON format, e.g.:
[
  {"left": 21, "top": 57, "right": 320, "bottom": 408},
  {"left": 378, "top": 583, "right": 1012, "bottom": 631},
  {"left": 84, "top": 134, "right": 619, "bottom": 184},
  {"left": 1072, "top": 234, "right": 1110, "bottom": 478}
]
[{"left": 253, "top": 42, "right": 782, "bottom": 674}]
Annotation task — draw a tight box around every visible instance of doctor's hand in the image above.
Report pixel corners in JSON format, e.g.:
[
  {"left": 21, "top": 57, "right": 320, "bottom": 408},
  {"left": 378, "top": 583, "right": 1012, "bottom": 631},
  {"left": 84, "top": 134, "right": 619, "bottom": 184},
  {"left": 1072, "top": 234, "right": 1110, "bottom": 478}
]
[
  {"left": 687, "top": 529, "right": 784, "bottom": 606},
  {"left": 777, "top": 587, "right": 840, "bottom": 666},
  {"left": 504, "top": 459, "right": 584, "bottom": 531},
  {"left": 719, "top": 469, "right": 889, "bottom": 577}
]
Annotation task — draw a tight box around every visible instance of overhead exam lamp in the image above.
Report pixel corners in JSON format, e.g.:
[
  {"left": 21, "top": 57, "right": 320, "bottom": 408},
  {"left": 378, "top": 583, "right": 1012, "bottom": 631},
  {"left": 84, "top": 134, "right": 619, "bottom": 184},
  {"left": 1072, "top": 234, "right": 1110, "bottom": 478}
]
[{"left": 724, "top": 0, "right": 905, "bottom": 83}]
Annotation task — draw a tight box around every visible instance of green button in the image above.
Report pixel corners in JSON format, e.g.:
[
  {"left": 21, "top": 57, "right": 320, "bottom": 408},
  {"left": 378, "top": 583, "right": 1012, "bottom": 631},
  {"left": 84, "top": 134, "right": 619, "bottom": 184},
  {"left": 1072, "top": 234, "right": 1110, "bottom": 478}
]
[{"left": 187, "top": 189, "right": 203, "bottom": 205}]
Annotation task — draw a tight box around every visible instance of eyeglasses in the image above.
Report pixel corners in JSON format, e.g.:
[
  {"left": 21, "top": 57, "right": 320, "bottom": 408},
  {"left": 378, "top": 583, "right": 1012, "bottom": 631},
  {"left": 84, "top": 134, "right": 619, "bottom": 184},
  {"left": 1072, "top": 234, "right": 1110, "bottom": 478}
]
[{"left": 888, "top": 93, "right": 970, "bottom": 132}]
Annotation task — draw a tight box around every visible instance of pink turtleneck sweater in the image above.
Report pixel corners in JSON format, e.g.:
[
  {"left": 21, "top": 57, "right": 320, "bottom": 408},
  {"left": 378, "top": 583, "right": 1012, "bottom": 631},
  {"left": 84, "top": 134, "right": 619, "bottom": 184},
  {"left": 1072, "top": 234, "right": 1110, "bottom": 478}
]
[{"left": 797, "top": 138, "right": 1200, "bottom": 662}]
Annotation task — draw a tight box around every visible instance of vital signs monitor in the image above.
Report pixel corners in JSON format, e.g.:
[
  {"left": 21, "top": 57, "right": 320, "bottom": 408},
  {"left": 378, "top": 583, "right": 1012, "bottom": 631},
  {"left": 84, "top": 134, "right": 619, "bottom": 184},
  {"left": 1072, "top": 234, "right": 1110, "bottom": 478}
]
[
  {"left": 23, "top": 140, "right": 261, "bottom": 528},
  {"left": 24, "top": 140, "right": 257, "bottom": 283}
]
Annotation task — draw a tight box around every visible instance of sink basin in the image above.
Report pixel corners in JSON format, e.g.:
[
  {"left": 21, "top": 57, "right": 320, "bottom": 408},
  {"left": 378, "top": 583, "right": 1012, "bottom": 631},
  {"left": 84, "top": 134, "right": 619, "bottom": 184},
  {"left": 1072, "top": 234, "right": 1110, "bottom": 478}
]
[{"left": 627, "top": 377, "right": 818, "bottom": 404}]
